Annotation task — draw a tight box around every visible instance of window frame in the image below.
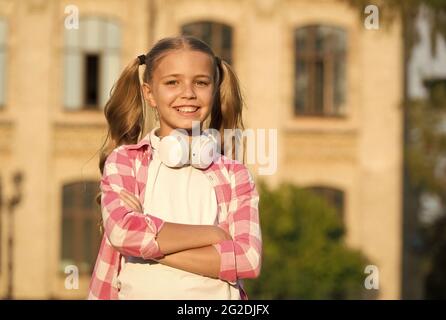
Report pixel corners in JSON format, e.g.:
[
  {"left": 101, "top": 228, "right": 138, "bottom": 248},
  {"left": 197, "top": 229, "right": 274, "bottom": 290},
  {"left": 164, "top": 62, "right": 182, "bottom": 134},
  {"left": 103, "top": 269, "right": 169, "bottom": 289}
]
[
  {"left": 181, "top": 20, "right": 233, "bottom": 65},
  {"left": 294, "top": 25, "right": 347, "bottom": 118},
  {"left": 63, "top": 16, "right": 121, "bottom": 112},
  {"left": 60, "top": 181, "right": 101, "bottom": 275}
]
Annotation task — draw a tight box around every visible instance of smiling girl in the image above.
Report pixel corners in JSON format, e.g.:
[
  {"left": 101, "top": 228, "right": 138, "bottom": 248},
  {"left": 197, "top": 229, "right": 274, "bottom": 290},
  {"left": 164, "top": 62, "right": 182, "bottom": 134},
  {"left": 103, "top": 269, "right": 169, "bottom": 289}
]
[{"left": 88, "top": 35, "right": 262, "bottom": 300}]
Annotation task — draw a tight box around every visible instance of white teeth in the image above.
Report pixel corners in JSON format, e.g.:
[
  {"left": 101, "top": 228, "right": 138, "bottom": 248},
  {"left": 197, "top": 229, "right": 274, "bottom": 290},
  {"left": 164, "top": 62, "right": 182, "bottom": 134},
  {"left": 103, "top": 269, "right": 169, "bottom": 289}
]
[{"left": 176, "top": 106, "right": 198, "bottom": 113}]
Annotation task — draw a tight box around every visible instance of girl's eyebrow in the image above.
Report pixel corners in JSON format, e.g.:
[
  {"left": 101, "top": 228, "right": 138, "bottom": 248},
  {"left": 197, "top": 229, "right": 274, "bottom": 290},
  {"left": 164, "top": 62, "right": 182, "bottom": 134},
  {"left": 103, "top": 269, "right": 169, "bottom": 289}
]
[{"left": 161, "top": 74, "right": 211, "bottom": 79}]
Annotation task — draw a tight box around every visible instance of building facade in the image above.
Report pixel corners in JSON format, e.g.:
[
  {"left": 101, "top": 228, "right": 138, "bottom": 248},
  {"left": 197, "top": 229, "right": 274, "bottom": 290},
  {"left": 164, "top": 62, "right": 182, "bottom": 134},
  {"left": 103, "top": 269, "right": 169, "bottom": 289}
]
[{"left": 0, "top": 0, "right": 402, "bottom": 299}]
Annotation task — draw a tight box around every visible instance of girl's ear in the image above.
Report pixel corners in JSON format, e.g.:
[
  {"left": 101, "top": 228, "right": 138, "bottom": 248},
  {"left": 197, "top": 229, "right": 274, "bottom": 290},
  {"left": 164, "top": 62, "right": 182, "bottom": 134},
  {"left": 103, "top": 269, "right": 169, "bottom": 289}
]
[{"left": 142, "top": 82, "right": 157, "bottom": 107}]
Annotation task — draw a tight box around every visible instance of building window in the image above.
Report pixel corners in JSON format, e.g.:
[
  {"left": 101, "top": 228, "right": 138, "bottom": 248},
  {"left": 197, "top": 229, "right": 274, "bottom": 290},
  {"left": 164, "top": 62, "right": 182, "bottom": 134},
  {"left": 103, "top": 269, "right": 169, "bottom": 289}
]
[
  {"left": 182, "top": 21, "right": 233, "bottom": 65},
  {"left": 60, "top": 181, "right": 101, "bottom": 274},
  {"left": 84, "top": 54, "right": 100, "bottom": 107},
  {"left": 64, "top": 17, "right": 121, "bottom": 110},
  {"left": 0, "top": 18, "right": 7, "bottom": 108},
  {"left": 294, "top": 25, "right": 347, "bottom": 117},
  {"left": 306, "top": 186, "right": 345, "bottom": 222}
]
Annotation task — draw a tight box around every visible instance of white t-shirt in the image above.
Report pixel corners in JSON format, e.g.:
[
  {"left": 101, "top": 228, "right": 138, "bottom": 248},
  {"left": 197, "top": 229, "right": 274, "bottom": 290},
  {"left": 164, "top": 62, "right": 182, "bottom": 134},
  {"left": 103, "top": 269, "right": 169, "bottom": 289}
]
[{"left": 117, "top": 127, "right": 241, "bottom": 300}]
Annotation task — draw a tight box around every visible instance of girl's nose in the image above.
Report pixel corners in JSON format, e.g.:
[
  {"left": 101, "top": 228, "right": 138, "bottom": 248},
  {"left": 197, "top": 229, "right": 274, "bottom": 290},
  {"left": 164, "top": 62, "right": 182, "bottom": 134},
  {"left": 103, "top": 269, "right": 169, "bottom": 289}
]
[{"left": 181, "top": 82, "right": 197, "bottom": 98}]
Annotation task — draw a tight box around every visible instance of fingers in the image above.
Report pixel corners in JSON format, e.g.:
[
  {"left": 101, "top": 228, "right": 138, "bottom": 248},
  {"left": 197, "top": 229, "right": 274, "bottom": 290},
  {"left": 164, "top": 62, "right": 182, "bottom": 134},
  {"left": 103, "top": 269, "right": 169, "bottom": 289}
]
[
  {"left": 120, "top": 194, "right": 142, "bottom": 212},
  {"left": 119, "top": 192, "right": 136, "bottom": 210},
  {"left": 119, "top": 190, "right": 143, "bottom": 212},
  {"left": 215, "top": 225, "right": 232, "bottom": 241}
]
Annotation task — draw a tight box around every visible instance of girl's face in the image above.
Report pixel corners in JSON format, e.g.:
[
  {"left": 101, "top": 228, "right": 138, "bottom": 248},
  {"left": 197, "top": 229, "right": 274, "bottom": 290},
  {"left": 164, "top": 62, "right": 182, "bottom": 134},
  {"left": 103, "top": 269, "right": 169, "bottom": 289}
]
[{"left": 142, "top": 49, "right": 215, "bottom": 138}]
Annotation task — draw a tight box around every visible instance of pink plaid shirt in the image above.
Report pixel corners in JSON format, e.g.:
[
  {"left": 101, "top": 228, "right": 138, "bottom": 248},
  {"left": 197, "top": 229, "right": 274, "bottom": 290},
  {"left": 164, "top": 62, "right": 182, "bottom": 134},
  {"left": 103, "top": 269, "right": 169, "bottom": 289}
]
[{"left": 87, "top": 131, "right": 262, "bottom": 300}]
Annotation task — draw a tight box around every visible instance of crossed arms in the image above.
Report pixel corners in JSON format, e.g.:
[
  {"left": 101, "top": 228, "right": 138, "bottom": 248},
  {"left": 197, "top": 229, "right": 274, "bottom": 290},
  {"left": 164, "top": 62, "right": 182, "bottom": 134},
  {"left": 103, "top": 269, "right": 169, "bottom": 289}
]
[{"left": 101, "top": 146, "right": 262, "bottom": 283}]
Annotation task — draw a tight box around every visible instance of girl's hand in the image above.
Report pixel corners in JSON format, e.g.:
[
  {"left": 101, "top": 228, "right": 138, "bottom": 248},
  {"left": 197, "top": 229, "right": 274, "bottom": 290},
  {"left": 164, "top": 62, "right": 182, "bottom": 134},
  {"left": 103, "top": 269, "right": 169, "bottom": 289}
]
[
  {"left": 215, "top": 223, "right": 232, "bottom": 241},
  {"left": 119, "top": 189, "right": 143, "bottom": 213}
]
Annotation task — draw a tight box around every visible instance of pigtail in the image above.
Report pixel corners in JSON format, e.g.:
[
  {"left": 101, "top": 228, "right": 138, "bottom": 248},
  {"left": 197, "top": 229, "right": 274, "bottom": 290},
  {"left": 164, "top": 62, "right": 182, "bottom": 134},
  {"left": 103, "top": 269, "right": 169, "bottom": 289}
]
[
  {"left": 99, "top": 58, "right": 146, "bottom": 174},
  {"left": 210, "top": 57, "right": 247, "bottom": 164},
  {"left": 95, "top": 57, "right": 146, "bottom": 232}
]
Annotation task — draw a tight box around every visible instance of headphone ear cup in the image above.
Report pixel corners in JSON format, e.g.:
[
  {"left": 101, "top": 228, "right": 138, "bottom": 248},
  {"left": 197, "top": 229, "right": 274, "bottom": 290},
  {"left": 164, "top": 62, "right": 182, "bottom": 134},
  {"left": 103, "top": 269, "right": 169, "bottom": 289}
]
[
  {"left": 191, "top": 134, "right": 217, "bottom": 169},
  {"left": 158, "top": 134, "right": 189, "bottom": 168}
]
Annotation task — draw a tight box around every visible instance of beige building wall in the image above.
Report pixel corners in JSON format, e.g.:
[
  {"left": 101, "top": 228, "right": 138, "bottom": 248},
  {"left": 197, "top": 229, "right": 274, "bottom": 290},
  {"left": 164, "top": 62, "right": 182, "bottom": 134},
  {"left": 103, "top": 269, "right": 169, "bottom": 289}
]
[{"left": 0, "top": 0, "right": 402, "bottom": 299}]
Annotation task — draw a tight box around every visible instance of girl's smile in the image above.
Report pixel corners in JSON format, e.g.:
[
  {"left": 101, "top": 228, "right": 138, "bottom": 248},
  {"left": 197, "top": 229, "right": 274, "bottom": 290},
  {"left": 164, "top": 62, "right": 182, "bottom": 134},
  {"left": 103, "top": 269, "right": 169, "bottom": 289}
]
[{"left": 174, "top": 105, "right": 201, "bottom": 117}]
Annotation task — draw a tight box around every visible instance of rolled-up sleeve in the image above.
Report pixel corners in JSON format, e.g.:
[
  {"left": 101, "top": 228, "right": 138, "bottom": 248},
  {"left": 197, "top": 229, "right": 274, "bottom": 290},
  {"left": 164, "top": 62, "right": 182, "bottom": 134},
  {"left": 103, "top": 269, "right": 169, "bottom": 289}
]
[
  {"left": 101, "top": 146, "right": 165, "bottom": 259},
  {"left": 212, "top": 163, "right": 263, "bottom": 284}
]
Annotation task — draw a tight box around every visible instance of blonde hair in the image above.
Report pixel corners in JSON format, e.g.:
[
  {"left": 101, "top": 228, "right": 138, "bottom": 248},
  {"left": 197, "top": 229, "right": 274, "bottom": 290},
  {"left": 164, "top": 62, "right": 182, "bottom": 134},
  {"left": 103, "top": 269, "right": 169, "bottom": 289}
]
[{"left": 95, "top": 35, "right": 246, "bottom": 213}]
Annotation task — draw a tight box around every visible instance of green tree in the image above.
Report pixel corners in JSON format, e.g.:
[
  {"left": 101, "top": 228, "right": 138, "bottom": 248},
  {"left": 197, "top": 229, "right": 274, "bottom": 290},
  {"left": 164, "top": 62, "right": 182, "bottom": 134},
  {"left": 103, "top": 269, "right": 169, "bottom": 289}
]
[
  {"left": 343, "top": 0, "right": 446, "bottom": 298},
  {"left": 407, "top": 82, "right": 446, "bottom": 299},
  {"left": 244, "top": 180, "right": 372, "bottom": 299}
]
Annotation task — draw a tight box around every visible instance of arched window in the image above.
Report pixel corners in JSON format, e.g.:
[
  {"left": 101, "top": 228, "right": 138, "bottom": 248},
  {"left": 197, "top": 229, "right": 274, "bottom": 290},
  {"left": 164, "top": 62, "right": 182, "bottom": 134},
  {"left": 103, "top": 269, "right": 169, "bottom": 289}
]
[
  {"left": 182, "top": 21, "right": 233, "bottom": 65},
  {"left": 305, "top": 186, "right": 345, "bottom": 222},
  {"left": 64, "top": 17, "right": 121, "bottom": 110},
  {"left": 294, "top": 25, "right": 347, "bottom": 117},
  {"left": 60, "top": 181, "right": 101, "bottom": 274},
  {"left": 0, "top": 18, "right": 7, "bottom": 108}
]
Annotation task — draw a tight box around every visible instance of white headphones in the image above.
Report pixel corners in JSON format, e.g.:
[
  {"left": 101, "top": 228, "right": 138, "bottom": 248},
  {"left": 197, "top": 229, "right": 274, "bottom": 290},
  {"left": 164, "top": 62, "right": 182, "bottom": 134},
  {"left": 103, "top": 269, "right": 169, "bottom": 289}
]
[{"left": 150, "top": 127, "right": 218, "bottom": 170}]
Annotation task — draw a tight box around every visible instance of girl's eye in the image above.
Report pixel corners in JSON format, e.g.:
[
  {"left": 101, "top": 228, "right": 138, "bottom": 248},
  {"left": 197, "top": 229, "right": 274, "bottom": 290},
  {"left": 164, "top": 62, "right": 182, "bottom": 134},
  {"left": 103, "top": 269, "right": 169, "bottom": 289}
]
[{"left": 165, "top": 80, "right": 209, "bottom": 86}]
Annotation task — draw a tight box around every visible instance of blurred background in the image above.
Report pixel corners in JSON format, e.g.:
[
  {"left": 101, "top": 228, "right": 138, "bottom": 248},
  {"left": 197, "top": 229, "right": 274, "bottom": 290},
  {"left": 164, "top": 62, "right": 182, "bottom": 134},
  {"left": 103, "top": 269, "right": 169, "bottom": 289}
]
[{"left": 0, "top": 0, "right": 445, "bottom": 299}]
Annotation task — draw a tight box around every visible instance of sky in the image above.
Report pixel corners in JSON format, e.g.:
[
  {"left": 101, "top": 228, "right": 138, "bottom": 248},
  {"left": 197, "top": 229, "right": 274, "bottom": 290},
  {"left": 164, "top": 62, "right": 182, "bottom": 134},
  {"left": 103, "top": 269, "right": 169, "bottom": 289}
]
[{"left": 408, "top": 5, "right": 446, "bottom": 99}]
